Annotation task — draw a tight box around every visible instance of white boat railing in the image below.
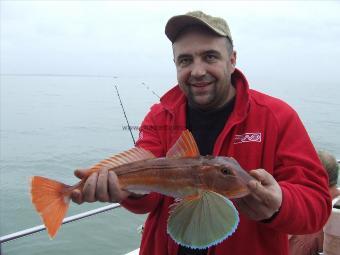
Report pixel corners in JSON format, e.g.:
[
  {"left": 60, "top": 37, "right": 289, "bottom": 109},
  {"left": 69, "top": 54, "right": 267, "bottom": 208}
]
[{"left": 0, "top": 203, "right": 121, "bottom": 243}]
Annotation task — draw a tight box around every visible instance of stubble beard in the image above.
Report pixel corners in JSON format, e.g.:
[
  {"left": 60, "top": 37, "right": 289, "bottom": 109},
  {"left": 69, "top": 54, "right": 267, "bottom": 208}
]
[{"left": 187, "top": 82, "right": 217, "bottom": 111}]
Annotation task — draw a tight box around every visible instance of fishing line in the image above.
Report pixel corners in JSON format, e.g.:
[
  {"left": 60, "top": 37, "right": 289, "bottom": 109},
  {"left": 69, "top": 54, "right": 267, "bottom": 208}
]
[
  {"left": 114, "top": 84, "right": 136, "bottom": 146},
  {"left": 141, "top": 82, "right": 160, "bottom": 99}
]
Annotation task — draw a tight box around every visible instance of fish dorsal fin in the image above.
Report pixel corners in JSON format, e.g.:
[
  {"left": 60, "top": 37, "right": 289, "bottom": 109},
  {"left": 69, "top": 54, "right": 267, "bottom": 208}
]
[
  {"left": 166, "top": 130, "right": 200, "bottom": 158},
  {"left": 85, "top": 147, "right": 155, "bottom": 175},
  {"left": 167, "top": 191, "right": 239, "bottom": 249}
]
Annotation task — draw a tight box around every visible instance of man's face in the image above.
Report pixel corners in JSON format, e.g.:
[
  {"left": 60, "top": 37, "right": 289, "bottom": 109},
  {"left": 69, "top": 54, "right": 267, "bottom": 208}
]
[{"left": 173, "top": 29, "right": 236, "bottom": 111}]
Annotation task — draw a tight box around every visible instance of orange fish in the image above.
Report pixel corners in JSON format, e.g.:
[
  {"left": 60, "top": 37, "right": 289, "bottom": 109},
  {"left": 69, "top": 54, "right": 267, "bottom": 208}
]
[{"left": 30, "top": 130, "right": 254, "bottom": 249}]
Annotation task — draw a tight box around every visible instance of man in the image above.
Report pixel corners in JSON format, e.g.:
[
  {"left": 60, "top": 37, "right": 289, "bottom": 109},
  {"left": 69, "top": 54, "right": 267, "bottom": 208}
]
[
  {"left": 319, "top": 150, "right": 340, "bottom": 199},
  {"left": 71, "top": 11, "right": 331, "bottom": 255},
  {"left": 289, "top": 150, "right": 339, "bottom": 255}
]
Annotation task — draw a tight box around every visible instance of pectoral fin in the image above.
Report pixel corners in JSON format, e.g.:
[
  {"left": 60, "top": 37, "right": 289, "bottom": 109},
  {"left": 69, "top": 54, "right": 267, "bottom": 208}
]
[{"left": 167, "top": 191, "right": 239, "bottom": 249}]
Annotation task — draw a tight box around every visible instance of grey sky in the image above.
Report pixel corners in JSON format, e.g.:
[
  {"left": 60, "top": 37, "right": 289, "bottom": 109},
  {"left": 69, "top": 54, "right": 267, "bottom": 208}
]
[{"left": 1, "top": 1, "right": 340, "bottom": 90}]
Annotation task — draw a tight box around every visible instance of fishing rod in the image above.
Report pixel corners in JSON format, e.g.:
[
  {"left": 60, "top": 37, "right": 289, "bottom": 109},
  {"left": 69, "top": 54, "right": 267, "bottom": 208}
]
[{"left": 114, "top": 83, "right": 136, "bottom": 145}]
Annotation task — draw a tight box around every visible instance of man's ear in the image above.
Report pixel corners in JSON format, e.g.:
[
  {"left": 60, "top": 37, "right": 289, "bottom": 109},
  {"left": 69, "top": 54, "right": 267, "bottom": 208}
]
[
  {"left": 231, "top": 50, "right": 237, "bottom": 66},
  {"left": 230, "top": 50, "right": 237, "bottom": 73}
]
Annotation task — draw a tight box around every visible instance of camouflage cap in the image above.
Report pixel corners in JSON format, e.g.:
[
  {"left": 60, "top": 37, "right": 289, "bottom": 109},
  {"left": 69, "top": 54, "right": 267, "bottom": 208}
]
[{"left": 165, "top": 11, "right": 233, "bottom": 44}]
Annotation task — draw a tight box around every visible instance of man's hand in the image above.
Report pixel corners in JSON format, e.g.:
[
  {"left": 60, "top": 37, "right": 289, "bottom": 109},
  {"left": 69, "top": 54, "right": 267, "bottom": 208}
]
[
  {"left": 234, "top": 169, "right": 282, "bottom": 221},
  {"left": 71, "top": 169, "right": 131, "bottom": 204}
]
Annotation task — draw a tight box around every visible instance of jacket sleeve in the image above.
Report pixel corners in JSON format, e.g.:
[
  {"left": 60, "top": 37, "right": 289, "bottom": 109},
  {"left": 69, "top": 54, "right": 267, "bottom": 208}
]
[
  {"left": 120, "top": 104, "right": 166, "bottom": 214},
  {"left": 264, "top": 106, "right": 332, "bottom": 234}
]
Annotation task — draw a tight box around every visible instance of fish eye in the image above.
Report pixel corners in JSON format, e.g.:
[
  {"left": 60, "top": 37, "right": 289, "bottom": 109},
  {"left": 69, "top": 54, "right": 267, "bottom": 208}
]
[{"left": 221, "top": 167, "right": 232, "bottom": 175}]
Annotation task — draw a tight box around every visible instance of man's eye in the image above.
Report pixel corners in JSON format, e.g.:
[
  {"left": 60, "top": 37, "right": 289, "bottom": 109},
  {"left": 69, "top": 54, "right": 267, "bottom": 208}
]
[
  {"left": 178, "top": 58, "right": 191, "bottom": 66},
  {"left": 206, "top": 54, "right": 217, "bottom": 62}
]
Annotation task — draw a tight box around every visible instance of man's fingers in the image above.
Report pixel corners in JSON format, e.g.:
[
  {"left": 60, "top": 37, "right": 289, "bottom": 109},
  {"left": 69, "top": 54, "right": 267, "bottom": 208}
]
[
  {"left": 71, "top": 170, "right": 131, "bottom": 204},
  {"left": 71, "top": 189, "right": 83, "bottom": 204},
  {"left": 247, "top": 179, "right": 268, "bottom": 197},
  {"left": 108, "top": 171, "right": 122, "bottom": 202},
  {"left": 108, "top": 172, "right": 128, "bottom": 202},
  {"left": 96, "top": 169, "right": 109, "bottom": 202},
  {"left": 248, "top": 169, "right": 282, "bottom": 210},
  {"left": 249, "top": 169, "right": 273, "bottom": 185},
  {"left": 248, "top": 169, "right": 275, "bottom": 198},
  {"left": 83, "top": 172, "right": 98, "bottom": 202}
]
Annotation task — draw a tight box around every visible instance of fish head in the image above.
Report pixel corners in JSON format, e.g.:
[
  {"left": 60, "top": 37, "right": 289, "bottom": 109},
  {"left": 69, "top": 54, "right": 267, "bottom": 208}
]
[{"left": 200, "top": 156, "right": 255, "bottom": 199}]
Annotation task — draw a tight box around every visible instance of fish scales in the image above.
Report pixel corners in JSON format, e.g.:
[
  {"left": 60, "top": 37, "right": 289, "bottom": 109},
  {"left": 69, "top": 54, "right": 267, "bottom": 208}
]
[
  {"left": 112, "top": 157, "right": 208, "bottom": 197},
  {"left": 110, "top": 156, "right": 250, "bottom": 198}
]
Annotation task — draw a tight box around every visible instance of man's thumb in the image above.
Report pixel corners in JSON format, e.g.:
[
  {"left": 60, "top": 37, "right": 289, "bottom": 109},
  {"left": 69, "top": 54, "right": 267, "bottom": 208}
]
[{"left": 74, "top": 168, "right": 89, "bottom": 179}]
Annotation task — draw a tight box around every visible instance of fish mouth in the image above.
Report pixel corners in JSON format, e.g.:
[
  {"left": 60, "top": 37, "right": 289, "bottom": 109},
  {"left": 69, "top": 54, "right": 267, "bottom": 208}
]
[{"left": 223, "top": 188, "right": 250, "bottom": 199}]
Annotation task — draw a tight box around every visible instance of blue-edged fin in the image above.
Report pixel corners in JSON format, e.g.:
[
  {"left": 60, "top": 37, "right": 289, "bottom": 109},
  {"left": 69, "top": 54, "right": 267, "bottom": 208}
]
[
  {"left": 167, "top": 191, "right": 239, "bottom": 249},
  {"left": 166, "top": 130, "right": 200, "bottom": 158}
]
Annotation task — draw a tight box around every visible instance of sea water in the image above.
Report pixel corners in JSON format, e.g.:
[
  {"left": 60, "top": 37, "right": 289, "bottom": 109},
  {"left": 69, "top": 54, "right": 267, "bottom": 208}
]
[{"left": 0, "top": 75, "right": 339, "bottom": 255}]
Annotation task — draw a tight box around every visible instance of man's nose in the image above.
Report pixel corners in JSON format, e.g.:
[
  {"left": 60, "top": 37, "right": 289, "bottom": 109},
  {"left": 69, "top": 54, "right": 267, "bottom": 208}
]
[{"left": 190, "top": 61, "right": 206, "bottom": 78}]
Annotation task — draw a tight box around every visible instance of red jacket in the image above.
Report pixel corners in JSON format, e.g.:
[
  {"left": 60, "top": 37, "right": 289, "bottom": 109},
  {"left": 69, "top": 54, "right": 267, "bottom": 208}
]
[{"left": 121, "top": 69, "right": 331, "bottom": 255}]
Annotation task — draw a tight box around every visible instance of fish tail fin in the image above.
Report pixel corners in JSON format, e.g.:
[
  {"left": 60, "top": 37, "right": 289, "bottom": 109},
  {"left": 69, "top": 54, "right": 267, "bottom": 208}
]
[
  {"left": 30, "top": 176, "right": 71, "bottom": 239},
  {"left": 167, "top": 191, "right": 239, "bottom": 249}
]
